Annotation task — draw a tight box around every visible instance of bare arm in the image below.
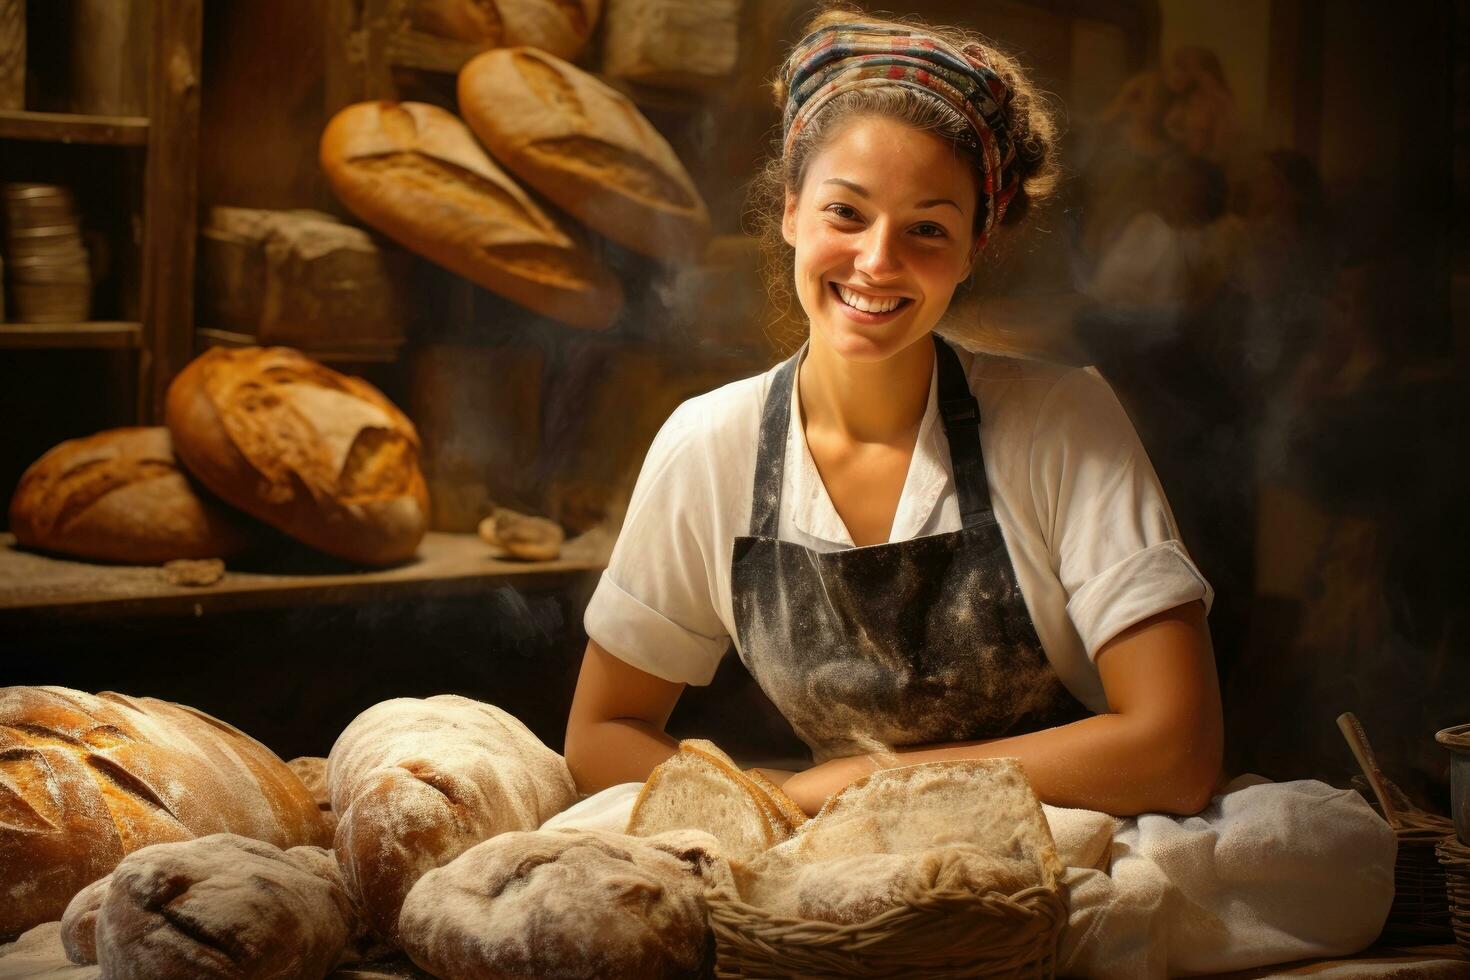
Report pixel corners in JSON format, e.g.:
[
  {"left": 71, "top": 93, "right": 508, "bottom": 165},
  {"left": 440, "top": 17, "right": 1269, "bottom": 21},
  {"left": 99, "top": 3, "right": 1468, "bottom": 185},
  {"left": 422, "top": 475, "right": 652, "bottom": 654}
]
[
  {"left": 781, "top": 602, "right": 1224, "bottom": 817},
  {"left": 563, "top": 639, "right": 685, "bottom": 794}
]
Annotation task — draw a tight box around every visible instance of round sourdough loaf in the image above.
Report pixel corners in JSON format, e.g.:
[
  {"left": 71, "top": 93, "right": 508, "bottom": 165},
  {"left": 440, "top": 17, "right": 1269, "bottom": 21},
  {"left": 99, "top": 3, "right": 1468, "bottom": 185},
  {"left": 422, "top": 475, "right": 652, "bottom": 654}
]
[
  {"left": 399, "top": 828, "right": 724, "bottom": 980},
  {"left": 8, "top": 427, "right": 254, "bottom": 564},
  {"left": 326, "top": 695, "right": 578, "bottom": 942},
  {"left": 165, "top": 346, "right": 430, "bottom": 566},
  {"left": 61, "top": 834, "right": 355, "bottom": 980},
  {"left": 0, "top": 686, "right": 329, "bottom": 942},
  {"left": 320, "top": 99, "right": 622, "bottom": 331},
  {"left": 408, "top": 0, "right": 601, "bottom": 61},
  {"left": 458, "top": 47, "right": 710, "bottom": 261}
]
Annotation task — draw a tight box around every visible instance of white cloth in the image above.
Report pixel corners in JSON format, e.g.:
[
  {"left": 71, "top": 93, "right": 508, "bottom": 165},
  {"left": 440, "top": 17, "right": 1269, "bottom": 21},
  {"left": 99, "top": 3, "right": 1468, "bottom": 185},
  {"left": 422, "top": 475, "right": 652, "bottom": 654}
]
[
  {"left": 584, "top": 343, "right": 1213, "bottom": 713},
  {"left": 543, "top": 777, "right": 1396, "bottom": 979}
]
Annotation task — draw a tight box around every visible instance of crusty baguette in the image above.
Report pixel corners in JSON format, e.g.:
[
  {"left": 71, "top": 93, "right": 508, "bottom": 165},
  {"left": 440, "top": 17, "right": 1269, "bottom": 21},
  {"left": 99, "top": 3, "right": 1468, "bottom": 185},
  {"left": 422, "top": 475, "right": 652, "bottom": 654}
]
[
  {"left": 407, "top": 0, "right": 601, "bottom": 61},
  {"left": 326, "top": 695, "right": 578, "bottom": 943},
  {"left": 8, "top": 427, "right": 254, "bottom": 565},
  {"left": 165, "top": 346, "right": 430, "bottom": 566},
  {"left": 320, "top": 99, "right": 622, "bottom": 331},
  {"left": 0, "top": 686, "right": 329, "bottom": 942},
  {"left": 459, "top": 47, "right": 710, "bottom": 260}
]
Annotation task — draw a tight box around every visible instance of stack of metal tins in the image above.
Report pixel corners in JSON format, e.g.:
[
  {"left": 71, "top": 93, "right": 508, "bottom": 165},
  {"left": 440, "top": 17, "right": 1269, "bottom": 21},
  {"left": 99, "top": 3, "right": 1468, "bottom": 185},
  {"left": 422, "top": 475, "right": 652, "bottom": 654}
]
[{"left": 3, "top": 183, "right": 92, "bottom": 323}]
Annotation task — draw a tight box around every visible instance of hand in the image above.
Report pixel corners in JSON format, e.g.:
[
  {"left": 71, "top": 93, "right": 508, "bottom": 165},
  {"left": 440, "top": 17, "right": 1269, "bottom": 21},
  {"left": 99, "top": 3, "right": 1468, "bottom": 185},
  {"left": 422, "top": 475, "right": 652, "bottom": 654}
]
[{"left": 779, "top": 755, "right": 875, "bottom": 817}]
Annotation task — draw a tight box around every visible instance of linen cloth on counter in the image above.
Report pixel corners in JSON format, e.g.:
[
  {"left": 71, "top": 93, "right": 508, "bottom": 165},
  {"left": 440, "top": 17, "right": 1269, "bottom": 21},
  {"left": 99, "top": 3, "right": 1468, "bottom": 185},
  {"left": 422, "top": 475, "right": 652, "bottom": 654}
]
[{"left": 545, "top": 775, "right": 1395, "bottom": 979}]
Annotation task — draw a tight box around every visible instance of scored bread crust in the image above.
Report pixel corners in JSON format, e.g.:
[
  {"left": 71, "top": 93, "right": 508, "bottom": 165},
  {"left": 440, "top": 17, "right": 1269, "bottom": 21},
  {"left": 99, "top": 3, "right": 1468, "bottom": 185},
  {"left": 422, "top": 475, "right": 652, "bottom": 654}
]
[
  {"left": 165, "top": 346, "right": 430, "bottom": 566},
  {"left": 8, "top": 427, "right": 255, "bottom": 565},
  {"left": 320, "top": 99, "right": 622, "bottom": 331},
  {"left": 0, "top": 686, "right": 329, "bottom": 942},
  {"left": 325, "top": 695, "right": 578, "bottom": 943},
  {"left": 459, "top": 47, "right": 710, "bottom": 260},
  {"left": 408, "top": 0, "right": 602, "bottom": 60}
]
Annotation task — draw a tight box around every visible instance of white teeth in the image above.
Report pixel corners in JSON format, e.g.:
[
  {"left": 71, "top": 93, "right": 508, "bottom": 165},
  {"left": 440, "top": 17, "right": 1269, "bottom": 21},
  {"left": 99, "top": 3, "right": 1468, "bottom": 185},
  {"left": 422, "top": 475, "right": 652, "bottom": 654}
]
[{"left": 836, "top": 284, "right": 903, "bottom": 314}]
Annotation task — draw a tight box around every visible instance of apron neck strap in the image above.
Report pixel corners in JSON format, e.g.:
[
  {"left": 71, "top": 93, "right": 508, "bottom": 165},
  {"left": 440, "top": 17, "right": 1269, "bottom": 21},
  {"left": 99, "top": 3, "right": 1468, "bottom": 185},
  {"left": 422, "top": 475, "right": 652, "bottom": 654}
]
[{"left": 746, "top": 335, "right": 995, "bottom": 539}]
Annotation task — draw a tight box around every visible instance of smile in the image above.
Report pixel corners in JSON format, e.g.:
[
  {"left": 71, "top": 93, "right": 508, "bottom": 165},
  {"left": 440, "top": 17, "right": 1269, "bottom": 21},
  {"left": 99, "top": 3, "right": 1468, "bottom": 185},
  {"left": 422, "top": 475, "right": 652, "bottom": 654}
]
[{"left": 829, "top": 282, "right": 912, "bottom": 317}]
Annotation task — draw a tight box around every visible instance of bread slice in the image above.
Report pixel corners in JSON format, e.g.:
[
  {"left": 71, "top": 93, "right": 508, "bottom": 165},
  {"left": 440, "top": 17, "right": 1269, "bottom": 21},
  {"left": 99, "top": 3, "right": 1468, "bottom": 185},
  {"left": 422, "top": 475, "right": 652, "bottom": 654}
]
[{"left": 626, "top": 740, "right": 799, "bottom": 863}]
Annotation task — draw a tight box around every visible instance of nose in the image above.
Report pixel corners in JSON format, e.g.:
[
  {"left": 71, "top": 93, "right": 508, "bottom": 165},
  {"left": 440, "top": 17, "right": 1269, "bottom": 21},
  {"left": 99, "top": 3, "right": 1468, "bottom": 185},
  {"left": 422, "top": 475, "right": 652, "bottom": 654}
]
[{"left": 852, "top": 219, "right": 903, "bottom": 281}]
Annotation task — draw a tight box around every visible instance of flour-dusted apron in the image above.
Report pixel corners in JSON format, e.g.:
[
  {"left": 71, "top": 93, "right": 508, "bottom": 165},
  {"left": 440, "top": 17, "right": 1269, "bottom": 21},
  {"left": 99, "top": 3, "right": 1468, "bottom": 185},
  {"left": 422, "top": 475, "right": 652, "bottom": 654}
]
[{"left": 730, "top": 335, "right": 1090, "bottom": 762}]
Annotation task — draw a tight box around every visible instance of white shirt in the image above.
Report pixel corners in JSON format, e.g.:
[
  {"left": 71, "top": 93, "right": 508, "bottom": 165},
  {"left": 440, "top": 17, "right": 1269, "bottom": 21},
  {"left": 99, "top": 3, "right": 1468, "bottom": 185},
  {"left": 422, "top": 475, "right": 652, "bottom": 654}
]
[{"left": 582, "top": 342, "right": 1213, "bottom": 714}]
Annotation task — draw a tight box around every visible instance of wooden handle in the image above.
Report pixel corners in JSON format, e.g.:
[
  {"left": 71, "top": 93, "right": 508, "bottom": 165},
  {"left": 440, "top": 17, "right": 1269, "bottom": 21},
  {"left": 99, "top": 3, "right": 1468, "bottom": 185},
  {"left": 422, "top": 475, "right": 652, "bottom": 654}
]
[{"left": 1337, "top": 711, "right": 1401, "bottom": 828}]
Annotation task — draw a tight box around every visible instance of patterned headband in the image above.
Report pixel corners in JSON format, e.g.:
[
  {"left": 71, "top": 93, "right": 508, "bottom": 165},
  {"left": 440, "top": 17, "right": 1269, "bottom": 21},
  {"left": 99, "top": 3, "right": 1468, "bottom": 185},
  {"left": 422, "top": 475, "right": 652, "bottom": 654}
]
[{"left": 781, "top": 22, "right": 1020, "bottom": 247}]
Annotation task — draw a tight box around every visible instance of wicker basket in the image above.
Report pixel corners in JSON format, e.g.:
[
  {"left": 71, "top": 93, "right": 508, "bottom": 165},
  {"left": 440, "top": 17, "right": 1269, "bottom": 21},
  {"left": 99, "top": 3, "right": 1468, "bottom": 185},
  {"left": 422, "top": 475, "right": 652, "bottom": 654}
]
[
  {"left": 1437, "top": 836, "right": 1470, "bottom": 956},
  {"left": 1352, "top": 776, "right": 1457, "bottom": 944},
  {"left": 706, "top": 881, "right": 1068, "bottom": 979}
]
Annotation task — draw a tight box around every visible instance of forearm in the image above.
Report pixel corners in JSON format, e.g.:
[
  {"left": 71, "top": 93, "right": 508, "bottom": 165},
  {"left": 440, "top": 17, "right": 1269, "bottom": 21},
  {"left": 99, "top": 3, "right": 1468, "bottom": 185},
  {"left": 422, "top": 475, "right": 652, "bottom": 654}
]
[
  {"left": 563, "top": 716, "right": 678, "bottom": 795},
  {"left": 887, "top": 710, "right": 1222, "bottom": 816}
]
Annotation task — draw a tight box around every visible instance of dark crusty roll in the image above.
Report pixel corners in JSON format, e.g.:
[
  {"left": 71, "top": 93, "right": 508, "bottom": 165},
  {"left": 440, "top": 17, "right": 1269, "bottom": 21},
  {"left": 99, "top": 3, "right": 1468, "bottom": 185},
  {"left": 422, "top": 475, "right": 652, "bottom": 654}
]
[
  {"left": 0, "top": 686, "right": 329, "bottom": 942},
  {"left": 8, "top": 427, "right": 254, "bottom": 565},
  {"left": 60, "top": 834, "right": 356, "bottom": 980},
  {"left": 165, "top": 346, "right": 430, "bottom": 566},
  {"left": 320, "top": 99, "right": 622, "bottom": 331},
  {"left": 327, "top": 695, "right": 578, "bottom": 942},
  {"left": 407, "top": 0, "right": 601, "bottom": 61},
  {"left": 458, "top": 47, "right": 710, "bottom": 261}
]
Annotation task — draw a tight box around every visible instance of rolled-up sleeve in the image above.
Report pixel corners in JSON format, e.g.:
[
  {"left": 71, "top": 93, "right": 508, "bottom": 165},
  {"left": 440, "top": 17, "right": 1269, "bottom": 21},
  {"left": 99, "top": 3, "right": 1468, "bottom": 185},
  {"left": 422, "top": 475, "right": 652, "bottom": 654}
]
[
  {"left": 1031, "top": 368, "right": 1215, "bottom": 659},
  {"left": 582, "top": 401, "right": 730, "bottom": 685}
]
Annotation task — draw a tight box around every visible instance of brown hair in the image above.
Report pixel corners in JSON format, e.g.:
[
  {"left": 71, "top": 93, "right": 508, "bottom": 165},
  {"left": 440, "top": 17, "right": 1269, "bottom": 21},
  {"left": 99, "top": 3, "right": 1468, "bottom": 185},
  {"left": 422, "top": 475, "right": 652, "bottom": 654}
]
[{"left": 745, "top": 3, "right": 1061, "bottom": 351}]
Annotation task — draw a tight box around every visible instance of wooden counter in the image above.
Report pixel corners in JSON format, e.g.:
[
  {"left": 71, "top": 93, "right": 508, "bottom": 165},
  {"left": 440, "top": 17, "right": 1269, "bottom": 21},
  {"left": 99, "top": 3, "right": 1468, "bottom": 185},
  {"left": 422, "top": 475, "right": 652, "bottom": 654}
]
[{"left": 0, "top": 532, "right": 606, "bottom": 622}]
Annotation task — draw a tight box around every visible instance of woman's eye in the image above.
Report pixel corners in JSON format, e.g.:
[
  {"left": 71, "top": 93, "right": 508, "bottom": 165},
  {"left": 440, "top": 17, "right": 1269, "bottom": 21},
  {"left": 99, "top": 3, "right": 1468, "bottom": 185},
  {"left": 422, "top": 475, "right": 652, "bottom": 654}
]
[
  {"left": 825, "top": 203, "right": 860, "bottom": 221},
  {"left": 914, "top": 223, "right": 948, "bottom": 238}
]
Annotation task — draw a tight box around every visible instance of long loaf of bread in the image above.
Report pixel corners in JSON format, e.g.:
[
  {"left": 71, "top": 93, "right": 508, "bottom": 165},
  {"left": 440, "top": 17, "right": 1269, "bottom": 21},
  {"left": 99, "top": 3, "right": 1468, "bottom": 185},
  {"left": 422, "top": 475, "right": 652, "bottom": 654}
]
[
  {"left": 0, "top": 686, "right": 329, "bottom": 942},
  {"left": 459, "top": 47, "right": 710, "bottom": 261},
  {"left": 320, "top": 99, "right": 623, "bottom": 331},
  {"left": 326, "top": 695, "right": 578, "bottom": 942}
]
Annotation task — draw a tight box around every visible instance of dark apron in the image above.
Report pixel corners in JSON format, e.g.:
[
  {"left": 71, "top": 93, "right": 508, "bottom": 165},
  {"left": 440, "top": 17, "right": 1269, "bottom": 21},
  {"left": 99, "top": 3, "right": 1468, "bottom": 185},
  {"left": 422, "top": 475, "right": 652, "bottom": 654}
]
[{"left": 730, "top": 335, "right": 1089, "bottom": 762}]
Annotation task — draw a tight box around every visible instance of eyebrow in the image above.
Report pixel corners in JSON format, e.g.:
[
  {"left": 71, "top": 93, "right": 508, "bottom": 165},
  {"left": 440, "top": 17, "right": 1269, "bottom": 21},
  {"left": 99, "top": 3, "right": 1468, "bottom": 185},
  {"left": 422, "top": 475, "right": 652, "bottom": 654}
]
[{"left": 821, "top": 177, "right": 962, "bottom": 212}]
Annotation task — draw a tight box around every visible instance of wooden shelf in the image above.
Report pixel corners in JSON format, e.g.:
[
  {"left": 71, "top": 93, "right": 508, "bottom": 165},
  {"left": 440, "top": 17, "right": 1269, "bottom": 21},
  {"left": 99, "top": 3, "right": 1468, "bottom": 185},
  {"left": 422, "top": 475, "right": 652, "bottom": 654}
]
[
  {"left": 0, "top": 109, "right": 150, "bottom": 146},
  {"left": 0, "top": 321, "right": 143, "bottom": 349},
  {"left": 0, "top": 532, "right": 606, "bottom": 621}
]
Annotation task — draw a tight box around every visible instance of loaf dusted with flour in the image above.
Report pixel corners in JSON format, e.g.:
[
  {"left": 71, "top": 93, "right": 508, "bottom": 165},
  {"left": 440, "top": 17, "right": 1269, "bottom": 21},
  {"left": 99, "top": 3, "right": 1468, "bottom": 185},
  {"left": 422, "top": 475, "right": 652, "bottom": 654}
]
[
  {"left": 459, "top": 47, "right": 710, "bottom": 260},
  {"left": 327, "top": 695, "right": 578, "bottom": 942},
  {"left": 407, "top": 0, "right": 601, "bottom": 60},
  {"left": 8, "top": 427, "right": 254, "bottom": 564},
  {"left": 165, "top": 346, "right": 430, "bottom": 566},
  {"left": 399, "top": 827, "right": 726, "bottom": 980},
  {"left": 0, "top": 686, "right": 329, "bottom": 941},
  {"left": 733, "top": 760, "right": 1061, "bottom": 924},
  {"left": 321, "top": 99, "right": 622, "bottom": 330},
  {"left": 60, "top": 834, "right": 357, "bottom": 980}
]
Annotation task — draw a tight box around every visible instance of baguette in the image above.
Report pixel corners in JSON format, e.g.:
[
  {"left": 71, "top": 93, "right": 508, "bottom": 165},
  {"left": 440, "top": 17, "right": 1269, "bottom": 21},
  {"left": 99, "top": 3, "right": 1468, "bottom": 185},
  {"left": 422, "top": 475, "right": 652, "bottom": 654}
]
[
  {"left": 8, "top": 427, "right": 254, "bottom": 565},
  {"left": 0, "top": 686, "right": 329, "bottom": 942},
  {"left": 321, "top": 99, "right": 622, "bottom": 331},
  {"left": 459, "top": 47, "right": 710, "bottom": 260},
  {"left": 407, "top": 0, "right": 601, "bottom": 61},
  {"left": 165, "top": 346, "right": 430, "bottom": 566}
]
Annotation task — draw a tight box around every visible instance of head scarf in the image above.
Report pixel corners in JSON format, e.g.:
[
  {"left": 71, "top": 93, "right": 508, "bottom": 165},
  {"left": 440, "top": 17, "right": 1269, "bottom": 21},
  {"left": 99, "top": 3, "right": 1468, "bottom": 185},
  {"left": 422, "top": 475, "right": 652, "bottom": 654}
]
[{"left": 780, "top": 22, "right": 1019, "bottom": 248}]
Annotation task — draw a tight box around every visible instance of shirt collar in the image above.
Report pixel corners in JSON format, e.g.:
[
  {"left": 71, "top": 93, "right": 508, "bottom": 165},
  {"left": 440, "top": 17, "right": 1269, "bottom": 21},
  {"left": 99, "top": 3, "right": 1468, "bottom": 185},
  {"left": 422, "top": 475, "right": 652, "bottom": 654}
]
[{"left": 785, "top": 346, "right": 950, "bottom": 546}]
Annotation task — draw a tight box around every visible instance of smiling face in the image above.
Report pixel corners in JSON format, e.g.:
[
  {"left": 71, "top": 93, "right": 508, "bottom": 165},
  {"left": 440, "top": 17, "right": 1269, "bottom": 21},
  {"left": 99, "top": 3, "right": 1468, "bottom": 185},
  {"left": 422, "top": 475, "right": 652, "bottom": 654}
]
[{"left": 782, "top": 114, "right": 980, "bottom": 363}]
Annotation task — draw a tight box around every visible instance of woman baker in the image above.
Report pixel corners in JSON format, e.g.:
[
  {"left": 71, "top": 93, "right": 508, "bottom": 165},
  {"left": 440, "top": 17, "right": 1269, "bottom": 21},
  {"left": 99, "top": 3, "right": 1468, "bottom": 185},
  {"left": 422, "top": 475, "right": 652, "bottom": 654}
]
[{"left": 560, "top": 7, "right": 1394, "bottom": 975}]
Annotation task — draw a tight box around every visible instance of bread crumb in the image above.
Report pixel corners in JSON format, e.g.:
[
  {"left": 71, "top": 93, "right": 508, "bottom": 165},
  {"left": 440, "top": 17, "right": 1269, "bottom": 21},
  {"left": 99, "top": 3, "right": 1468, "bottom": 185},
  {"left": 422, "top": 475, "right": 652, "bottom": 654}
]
[{"left": 162, "top": 558, "right": 225, "bottom": 587}]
